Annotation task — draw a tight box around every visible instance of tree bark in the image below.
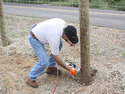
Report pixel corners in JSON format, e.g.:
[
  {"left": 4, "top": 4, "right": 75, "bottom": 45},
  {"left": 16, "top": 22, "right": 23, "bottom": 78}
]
[
  {"left": 79, "top": 0, "right": 91, "bottom": 85},
  {"left": 0, "top": 0, "right": 8, "bottom": 46}
]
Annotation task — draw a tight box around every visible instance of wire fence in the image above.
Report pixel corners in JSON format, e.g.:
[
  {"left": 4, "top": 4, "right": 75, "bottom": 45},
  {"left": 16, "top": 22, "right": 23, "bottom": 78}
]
[
  {"left": 1, "top": 1, "right": 83, "bottom": 81},
  {"left": 1, "top": 0, "right": 82, "bottom": 64},
  {"left": 1, "top": 0, "right": 125, "bottom": 64},
  {"left": 1, "top": 0, "right": 125, "bottom": 61},
  {"left": 1, "top": 0, "right": 81, "bottom": 82},
  {"left": 0, "top": 0, "right": 125, "bottom": 93},
  {"left": 3, "top": 0, "right": 125, "bottom": 11}
]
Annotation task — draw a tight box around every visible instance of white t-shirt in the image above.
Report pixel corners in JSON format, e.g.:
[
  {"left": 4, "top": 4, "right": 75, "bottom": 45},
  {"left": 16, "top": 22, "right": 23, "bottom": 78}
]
[{"left": 32, "top": 18, "right": 66, "bottom": 55}]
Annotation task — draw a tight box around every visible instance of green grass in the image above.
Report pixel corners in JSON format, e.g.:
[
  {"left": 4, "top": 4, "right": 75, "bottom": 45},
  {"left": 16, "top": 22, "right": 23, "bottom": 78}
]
[
  {"left": 44, "top": 45, "right": 50, "bottom": 49},
  {"left": 21, "top": 30, "right": 28, "bottom": 36},
  {"left": 50, "top": 1, "right": 78, "bottom": 7},
  {"left": 120, "top": 83, "right": 125, "bottom": 90},
  {"left": 121, "top": 52, "right": 125, "bottom": 56},
  {"left": 2, "top": 77, "right": 9, "bottom": 82},
  {"left": 12, "top": 33, "right": 17, "bottom": 38},
  {"left": 0, "top": 86, "right": 7, "bottom": 94},
  {"left": 110, "top": 46, "right": 115, "bottom": 51}
]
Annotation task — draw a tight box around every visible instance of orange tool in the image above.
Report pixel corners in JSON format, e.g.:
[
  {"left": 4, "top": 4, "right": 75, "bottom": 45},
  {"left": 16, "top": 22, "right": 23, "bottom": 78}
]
[{"left": 65, "top": 60, "right": 83, "bottom": 75}]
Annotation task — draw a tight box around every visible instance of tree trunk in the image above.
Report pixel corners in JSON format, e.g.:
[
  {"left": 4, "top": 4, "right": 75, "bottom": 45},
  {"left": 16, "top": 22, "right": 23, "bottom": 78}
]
[
  {"left": 79, "top": 0, "right": 91, "bottom": 85},
  {"left": 0, "top": 0, "right": 8, "bottom": 46}
]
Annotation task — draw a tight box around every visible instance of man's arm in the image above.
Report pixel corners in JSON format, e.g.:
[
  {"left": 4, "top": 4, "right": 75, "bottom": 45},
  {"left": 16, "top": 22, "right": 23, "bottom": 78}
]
[{"left": 53, "top": 55, "right": 71, "bottom": 71}]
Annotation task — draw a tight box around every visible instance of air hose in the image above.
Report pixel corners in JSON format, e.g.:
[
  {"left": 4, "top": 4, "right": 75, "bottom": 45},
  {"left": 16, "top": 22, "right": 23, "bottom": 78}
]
[{"left": 52, "top": 65, "right": 58, "bottom": 94}]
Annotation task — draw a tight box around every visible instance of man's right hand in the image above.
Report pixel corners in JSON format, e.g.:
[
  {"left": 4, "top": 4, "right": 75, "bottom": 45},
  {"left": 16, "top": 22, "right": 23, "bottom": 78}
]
[{"left": 66, "top": 66, "right": 73, "bottom": 71}]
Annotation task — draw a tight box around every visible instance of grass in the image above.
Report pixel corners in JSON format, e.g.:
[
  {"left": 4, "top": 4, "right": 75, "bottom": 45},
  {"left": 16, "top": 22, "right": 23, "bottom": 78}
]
[
  {"left": 12, "top": 33, "right": 17, "bottom": 38},
  {"left": 2, "top": 77, "right": 9, "bottom": 82},
  {"left": 120, "top": 83, "right": 125, "bottom": 90},
  {"left": 50, "top": 2, "right": 78, "bottom": 7},
  {"left": 0, "top": 86, "right": 7, "bottom": 94},
  {"left": 110, "top": 46, "right": 115, "bottom": 51},
  {"left": 6, "top": 30, "right": 11, "bottom": 35},
  {"left": 21, "top": 30, "right": 28, "bottom": 36},
  {"left": 92, "top": 44, "right": 99, "bottom": 55},
  {"left": 44, "top": 45, "right": 50, "bottom": 49},
  {"left": 121, "top": 52, "right": 125, "bottom": 56}
]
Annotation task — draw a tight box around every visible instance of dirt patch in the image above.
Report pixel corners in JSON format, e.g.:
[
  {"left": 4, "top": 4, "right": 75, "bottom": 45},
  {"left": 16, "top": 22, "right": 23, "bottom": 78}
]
[{"left": 0, "top": 14, "right": 125, "bottom": 94}]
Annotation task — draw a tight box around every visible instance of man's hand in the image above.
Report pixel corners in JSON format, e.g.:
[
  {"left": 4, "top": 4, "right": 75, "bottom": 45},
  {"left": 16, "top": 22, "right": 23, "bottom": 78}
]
[{"left": 67, "top": 66, "right": 73, "bottom": 71}]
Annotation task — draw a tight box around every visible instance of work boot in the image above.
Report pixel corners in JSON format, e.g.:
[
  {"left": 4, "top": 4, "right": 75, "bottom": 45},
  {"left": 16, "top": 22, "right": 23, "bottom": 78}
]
[
  {"left": 26, "top": 76, "right": 39, "bottom": 88},
  {"left": 46, "top": 67, "right": 62, "bottom": 75}
]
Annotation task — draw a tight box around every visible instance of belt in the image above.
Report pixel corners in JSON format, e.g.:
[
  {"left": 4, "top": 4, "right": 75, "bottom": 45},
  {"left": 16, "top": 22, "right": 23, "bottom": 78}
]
[{"left": 30, "top": 32, "right": 38, "bottom": 40}]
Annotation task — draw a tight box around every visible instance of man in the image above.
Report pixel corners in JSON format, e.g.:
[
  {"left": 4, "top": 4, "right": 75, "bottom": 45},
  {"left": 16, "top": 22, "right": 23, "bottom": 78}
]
[{"left": 26, "top": 18, "right": 79, "bottom": 88}]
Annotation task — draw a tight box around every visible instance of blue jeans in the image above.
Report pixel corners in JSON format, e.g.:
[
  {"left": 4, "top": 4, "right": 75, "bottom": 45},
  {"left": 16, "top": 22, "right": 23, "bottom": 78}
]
[{"left": 28, "top": 32, "right": 62, "bottom": 80}]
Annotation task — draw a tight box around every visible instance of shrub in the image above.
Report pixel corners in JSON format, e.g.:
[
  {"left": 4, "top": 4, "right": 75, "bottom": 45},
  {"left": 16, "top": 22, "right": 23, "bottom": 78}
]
[
  {"left": 89, "top": 0, "right": 102, "bottom": 8},
  {"left": 107, "top": 0, "right": 121, "bottom": 6},
  {"left": 50, "top": 0, "right": 78, "bottom": 7},
  {"left": 117, "top": 0, "right": 125, "bottom": 11}
]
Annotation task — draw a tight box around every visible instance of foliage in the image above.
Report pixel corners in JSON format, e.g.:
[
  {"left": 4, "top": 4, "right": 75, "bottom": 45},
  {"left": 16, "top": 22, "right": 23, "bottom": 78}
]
[
  {"left": 50, "top": 0, "right": 78, "bottom": 7},
  {"left": 117, "top": 0, "right": 125, "bottom": 11},
  {"left": 89, "top": 0, "right": 105, "bottom": 8},
  {"left": 107, "top": 0, "right": 121, "bottom": 6},
  {"left": 4, "top": 0, "right": 49, "bottom": 4}
]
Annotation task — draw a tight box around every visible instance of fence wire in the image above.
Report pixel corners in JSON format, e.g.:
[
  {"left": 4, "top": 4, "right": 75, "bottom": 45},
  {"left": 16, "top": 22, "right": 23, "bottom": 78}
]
[
  {"left": 3, "top": 0, "right": 125, "bottom": 10},
  {"left": 1, "top": 0, "right": 125, "bottom": 63},
  {"left": 0, "top": 0, "right": 125, "bottom": 93},
  {"left": 1, "top": 0, "right": 82, "bottom": 66}
]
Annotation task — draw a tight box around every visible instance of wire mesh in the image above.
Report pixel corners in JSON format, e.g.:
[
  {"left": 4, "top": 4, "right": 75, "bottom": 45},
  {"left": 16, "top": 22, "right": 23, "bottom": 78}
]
[
  {"left": 1, "top": 1, "right": 125, "bottom": 63},
  {"left": 2, "top": 0, "right": 82, "bottom": 64},
  {"left": 3, "top": 0, "right": 125, "bottom": 10},
  {"left": 1, "top": 0, "right": 125, "bottom": 68},
  {"left": 0, "top": 0, "right": 125, "bottom": 93}
]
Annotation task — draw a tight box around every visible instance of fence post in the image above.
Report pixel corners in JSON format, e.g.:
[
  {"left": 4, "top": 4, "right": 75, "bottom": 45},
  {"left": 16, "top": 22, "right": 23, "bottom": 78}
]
[
  {"left": 79, "top": 0, "right": 91, "bottom": 85},
  {"left": 0, "top": 0, "right": 8, "bottom": 46}
]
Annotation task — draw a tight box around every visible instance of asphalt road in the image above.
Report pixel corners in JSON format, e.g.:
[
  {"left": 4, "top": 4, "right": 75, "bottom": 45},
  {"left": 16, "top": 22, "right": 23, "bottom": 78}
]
[{"left": 4, "top": 3, "right": 125, "bottom": 30}]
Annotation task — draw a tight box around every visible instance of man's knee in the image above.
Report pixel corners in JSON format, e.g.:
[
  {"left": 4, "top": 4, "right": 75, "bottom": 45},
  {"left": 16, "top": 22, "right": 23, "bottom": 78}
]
[{"left": 39, "top": 58, "right": 49, "bottom": 67}]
